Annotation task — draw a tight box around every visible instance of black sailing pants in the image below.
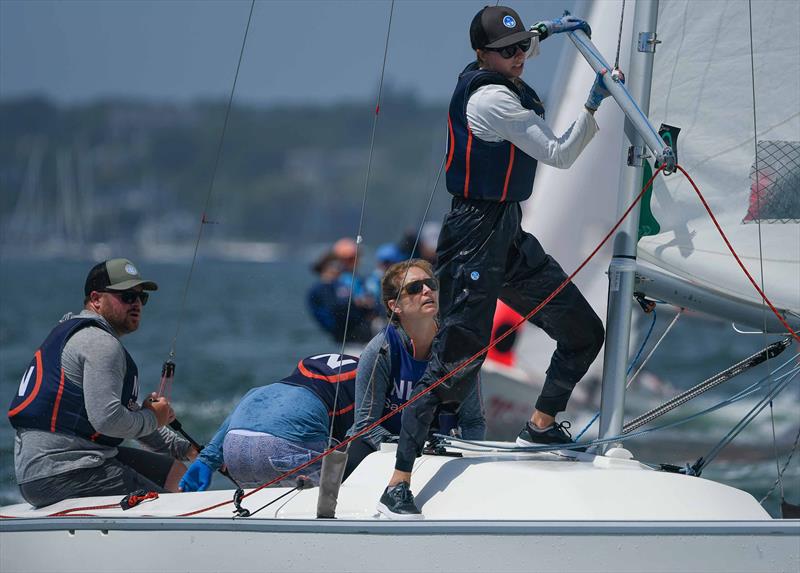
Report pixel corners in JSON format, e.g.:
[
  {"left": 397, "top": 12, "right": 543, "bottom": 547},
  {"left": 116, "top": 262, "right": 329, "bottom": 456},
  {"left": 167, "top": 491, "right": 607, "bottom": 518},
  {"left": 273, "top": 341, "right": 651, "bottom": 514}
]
[{"left": 395, "top": 197, "right": 605, "bottom": 472}]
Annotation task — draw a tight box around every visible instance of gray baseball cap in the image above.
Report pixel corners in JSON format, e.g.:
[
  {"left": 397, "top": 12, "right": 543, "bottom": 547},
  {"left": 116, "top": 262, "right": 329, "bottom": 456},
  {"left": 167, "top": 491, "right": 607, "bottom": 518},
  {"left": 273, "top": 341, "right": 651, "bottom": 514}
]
[{"left": 84, "top": 258, "right": 158, "bottom": 295}]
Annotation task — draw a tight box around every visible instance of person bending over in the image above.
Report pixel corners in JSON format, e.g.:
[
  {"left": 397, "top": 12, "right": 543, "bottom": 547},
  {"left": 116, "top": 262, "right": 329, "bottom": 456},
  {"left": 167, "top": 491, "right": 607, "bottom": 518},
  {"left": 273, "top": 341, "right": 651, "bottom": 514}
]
[{"left": 179, "top": 354, "right": 357, "bottom": 491}]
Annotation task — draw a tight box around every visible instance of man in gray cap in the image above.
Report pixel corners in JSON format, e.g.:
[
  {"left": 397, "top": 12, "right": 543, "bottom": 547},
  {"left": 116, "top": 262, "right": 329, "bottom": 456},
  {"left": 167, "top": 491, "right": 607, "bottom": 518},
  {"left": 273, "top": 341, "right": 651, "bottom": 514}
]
[{"left": 9, "top": 258, "right": 197, "bottom": 507}]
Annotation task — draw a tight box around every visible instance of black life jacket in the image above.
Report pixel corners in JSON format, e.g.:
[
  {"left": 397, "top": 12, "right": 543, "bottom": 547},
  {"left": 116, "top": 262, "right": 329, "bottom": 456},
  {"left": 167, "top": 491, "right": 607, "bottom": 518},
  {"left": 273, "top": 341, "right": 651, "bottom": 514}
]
[
  {"left": 281, "top": 353, "right": 358, "bottom": 443},
  {"left": 8, "top": 317, "right": 139, "bottom": 447},
  {"left": 445, "top": 62, "right": 545, "bottom": 202}
]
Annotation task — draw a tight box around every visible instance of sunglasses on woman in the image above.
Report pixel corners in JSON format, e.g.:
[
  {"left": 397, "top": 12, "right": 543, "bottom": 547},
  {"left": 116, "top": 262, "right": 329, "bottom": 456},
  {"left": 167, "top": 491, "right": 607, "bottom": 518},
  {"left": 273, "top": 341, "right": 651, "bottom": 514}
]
[
  {"left": 402, "top": 278, "right": 439, "bottom": 296},
  {"left": 104, "top": 290, "right": 150, "bottom": 305},
  {"left": 487, "top": 38, "right": 531, "bottom": 59}
]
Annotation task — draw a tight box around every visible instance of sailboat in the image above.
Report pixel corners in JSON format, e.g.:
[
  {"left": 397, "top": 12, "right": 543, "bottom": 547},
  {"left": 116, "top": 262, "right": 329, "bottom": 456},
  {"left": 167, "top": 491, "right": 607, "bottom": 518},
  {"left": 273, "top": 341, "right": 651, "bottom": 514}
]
[{"left": 2, "top": 1, "right": 799, "bottom": 571}]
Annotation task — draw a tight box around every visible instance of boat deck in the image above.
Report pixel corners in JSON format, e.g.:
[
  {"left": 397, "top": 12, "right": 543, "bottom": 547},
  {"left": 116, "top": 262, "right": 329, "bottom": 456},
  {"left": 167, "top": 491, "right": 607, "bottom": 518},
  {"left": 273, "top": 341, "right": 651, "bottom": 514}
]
[{"left": 0, "top": 443, "right": 773, "bottom": 521}]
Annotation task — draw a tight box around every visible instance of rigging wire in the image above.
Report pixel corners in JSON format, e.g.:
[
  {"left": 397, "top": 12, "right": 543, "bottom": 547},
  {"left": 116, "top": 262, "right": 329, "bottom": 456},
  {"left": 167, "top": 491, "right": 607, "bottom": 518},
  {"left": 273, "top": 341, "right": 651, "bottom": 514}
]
[
  {"left": 626, "top": 307, "right": 683, "bottom": 388},
  {"left": 746, "top": 0, "right": 785, "bottom": 503},
  {"left": 622, "top": 337, "right": 793, "bottom": 435},
  {"left": 165, "top": 0, "right": 256, "bottom": 368},
  {"left": 694, "top": 365, "right": 800, "bottom": 475},
  {"left": 759, "top": 424, "right": 800, "bottom": 504},
  {"left": 613, "top": 0, "right": 626, "bottom": 70},
  {"left": 575, "top": 306, "right": 658, "bottom": 441},
  {"left": 328, "top": 0, "right": 396, "bottom": 447}
]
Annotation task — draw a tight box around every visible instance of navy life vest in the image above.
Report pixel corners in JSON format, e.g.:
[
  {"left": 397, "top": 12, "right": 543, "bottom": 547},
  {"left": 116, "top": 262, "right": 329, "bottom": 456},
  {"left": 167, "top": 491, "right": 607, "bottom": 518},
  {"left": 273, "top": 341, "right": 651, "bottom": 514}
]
[
  {"left": 8, "top": 317, "right": 139, "bottom": 447},
  {"left": 281, "top": 353, "right": 358, "bottom": 442},
  {"left": 382, "top": 325, "right": 428, "bottom": 435},
  {"left": 445, "top": 62, "right": 545, "bottom": 202}
]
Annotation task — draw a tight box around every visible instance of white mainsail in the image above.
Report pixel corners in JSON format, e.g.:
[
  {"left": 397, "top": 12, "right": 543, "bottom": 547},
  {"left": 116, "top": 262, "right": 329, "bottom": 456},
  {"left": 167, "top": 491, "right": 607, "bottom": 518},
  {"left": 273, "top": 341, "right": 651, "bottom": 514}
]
[{"left": 640, "top": 0, "right": 800, "bottom": 320}]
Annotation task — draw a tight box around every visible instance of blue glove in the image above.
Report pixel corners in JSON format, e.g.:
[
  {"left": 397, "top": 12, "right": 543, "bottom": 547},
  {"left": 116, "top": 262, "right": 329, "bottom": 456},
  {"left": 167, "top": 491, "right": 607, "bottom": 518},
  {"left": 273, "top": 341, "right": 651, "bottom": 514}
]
[
  {"left": 532, "top": 15, "right": 591, "bottom": 41},
  {"left": 179, "top": 459, "right": 214, "bottom": 492},
  {"left": 585, "top": 69, "right": 624, "bottom": 111}
]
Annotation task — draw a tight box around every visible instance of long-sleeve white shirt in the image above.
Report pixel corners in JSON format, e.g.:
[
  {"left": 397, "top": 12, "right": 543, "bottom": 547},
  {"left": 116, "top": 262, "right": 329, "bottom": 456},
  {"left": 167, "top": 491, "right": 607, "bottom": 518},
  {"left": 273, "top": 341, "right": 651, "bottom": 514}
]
[{"left": 466, "top": 83, "right": 598, "bottom": 169}]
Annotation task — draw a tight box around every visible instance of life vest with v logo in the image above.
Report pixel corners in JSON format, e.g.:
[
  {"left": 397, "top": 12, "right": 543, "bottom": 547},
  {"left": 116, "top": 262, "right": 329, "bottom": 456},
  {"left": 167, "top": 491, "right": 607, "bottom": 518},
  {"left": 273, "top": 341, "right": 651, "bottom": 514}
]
[
  {"left": 281, "top": 353, "right": 358, "bottom": 442},
  {"left": 8, "top": 317, "right": 139, "bottom": 447},
  {"left": 383, "top": 324, "right": 428, "bottom": 435},
  {"left": 445, "top": 62, "right": 545, "bottom": 202}
]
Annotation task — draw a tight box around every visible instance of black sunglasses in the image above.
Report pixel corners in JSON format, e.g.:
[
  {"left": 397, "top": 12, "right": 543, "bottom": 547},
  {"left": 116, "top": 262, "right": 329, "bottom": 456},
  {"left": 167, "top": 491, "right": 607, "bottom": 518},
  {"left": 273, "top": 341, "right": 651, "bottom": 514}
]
[
  {"left": 487, "top": 38, "right": 531, "bottom": 59},
  {"left": 104, "top": 290, "right": 149, "bottom": 305},
  {"left": 402, "top": 278, "right": 439, "bottom": 296}
]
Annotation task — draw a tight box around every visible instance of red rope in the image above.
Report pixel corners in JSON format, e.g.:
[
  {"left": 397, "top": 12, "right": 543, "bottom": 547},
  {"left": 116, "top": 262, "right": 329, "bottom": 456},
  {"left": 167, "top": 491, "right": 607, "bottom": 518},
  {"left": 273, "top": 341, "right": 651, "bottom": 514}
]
[
  {"left": 675, "top": 165, "right": 800, "bottom": 344},
  {"left": 48, "top": 504, "right": 118, "bottom": 517},
  {"left": 45, "top": 491, "right": 160, "bottom": 517}
]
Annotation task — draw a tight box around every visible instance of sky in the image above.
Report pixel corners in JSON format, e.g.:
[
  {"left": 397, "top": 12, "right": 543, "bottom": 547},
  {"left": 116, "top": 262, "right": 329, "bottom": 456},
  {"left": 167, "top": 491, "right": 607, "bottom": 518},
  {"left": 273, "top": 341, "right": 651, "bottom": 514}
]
[{"left": 1, "top": 0, "right": 583, "bottom": 106}]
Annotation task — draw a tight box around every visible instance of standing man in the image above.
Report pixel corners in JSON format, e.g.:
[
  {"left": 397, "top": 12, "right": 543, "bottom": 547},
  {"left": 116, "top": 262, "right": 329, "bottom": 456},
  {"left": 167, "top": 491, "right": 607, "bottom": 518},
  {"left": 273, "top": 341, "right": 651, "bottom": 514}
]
[
  {"left": 8, "top": 258, "right": 195, "bottom": 507},
  {"left": 378, "top": 7, "right": 610, "bottom": 518}
]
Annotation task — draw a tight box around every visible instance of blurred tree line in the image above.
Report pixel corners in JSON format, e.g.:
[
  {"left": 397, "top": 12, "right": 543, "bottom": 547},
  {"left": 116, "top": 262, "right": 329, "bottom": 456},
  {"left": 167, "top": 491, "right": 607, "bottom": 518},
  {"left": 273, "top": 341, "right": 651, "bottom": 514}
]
[{"left": 0, "top": 91, "right": 453, "bottom": 246}]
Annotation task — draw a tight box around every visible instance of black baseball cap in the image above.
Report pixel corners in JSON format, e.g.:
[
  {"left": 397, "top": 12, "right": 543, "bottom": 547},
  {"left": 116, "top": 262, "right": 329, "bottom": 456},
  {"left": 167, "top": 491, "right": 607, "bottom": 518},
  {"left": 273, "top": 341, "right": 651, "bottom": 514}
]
[
  {"left": 470, "top": 6, "right": 535, "bottom": 50},
  {"left": 84, "top": 258, "right": 158, "bottom": 296}
]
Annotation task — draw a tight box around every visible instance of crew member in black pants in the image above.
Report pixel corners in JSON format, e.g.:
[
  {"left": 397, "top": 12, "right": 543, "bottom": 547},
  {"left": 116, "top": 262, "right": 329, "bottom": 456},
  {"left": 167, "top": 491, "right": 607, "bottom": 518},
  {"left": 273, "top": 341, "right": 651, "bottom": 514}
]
[{"left": 377, "top": 5, "right": 615, "bottom": 519}]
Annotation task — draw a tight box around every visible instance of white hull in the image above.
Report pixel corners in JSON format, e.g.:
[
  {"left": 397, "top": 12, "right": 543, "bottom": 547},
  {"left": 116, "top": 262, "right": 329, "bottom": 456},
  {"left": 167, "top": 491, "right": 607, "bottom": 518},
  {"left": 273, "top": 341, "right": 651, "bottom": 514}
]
[
  {"left": 2, "top": 444, "right": 798, "bottom": 572},
  {"left": 2, "top": 519, "right": 797, "bottom": 573}
]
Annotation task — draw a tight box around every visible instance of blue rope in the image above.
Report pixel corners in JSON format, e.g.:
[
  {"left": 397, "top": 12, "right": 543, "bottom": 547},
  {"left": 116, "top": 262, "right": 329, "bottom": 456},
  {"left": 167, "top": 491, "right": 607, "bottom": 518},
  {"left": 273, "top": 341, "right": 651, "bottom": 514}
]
[
  {"left": 575, "top": 309, "right": 658, "bottom": 440},
  {"left": 698, "top": 361, "right": 800, "bottom": 470}
]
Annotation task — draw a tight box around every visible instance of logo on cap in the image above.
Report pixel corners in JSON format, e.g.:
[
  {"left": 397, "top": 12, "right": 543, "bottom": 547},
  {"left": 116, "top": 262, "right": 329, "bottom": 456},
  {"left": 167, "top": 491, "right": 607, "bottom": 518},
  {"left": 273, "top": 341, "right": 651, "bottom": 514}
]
[
  {"left": 502, "top": 15, "right": 516, "bottom": 28},
  {"left": 125, "top": 263, "right": 138, "bottom": 276}
]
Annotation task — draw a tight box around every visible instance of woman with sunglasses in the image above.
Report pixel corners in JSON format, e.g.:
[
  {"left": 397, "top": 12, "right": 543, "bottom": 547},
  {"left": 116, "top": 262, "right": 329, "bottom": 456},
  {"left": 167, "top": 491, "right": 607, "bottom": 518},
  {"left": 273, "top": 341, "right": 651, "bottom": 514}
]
[
  {"left": 346, "top": 259, "right": 485, "bottom": 492},
  {"left": 378, "top": 6, "right": 613, "bottom": 518}
]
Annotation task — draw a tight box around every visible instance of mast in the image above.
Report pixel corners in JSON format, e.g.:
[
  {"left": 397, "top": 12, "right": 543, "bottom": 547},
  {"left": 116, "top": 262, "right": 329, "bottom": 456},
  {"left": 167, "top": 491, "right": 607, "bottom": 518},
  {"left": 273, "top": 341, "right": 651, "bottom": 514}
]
[{"left": 597, "top": 0, "right": 660, "bottom": 449}]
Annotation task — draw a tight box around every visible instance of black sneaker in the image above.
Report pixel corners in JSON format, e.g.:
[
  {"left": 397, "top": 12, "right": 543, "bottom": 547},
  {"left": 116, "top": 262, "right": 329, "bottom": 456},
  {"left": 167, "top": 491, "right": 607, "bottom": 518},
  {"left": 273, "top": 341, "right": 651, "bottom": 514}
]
[
  {"left": 376, "top": 482, "right": 424, "bottom": 520},
  {"left": 516, "top": 420, "right": 582, "bottom": 450}
]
